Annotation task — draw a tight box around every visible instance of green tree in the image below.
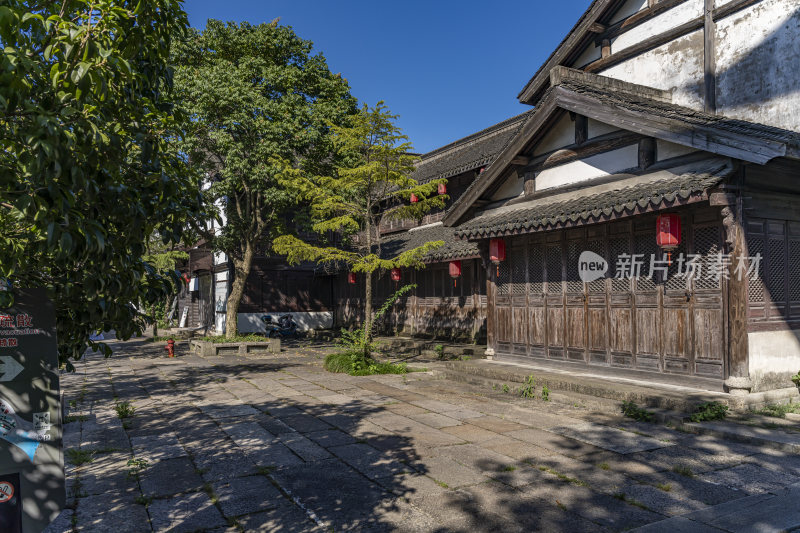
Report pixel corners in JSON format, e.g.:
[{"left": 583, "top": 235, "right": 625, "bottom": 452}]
[
  {"left": 274, "top": 102, "right": 445, "bottom": 341},
  {"left": 0, "top": 0, "right": 204, "bottom": 366},
  {"left": 175, "top": 20, "right": 355, "bottom": 338}
]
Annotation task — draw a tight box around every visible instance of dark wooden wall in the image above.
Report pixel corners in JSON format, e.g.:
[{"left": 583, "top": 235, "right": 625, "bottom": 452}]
[
  {"left": 334, "top": 259, "right": 487, "bottom": 342},
  {"left": 491, "top": 206, "right": 727, "bottom": 380}
]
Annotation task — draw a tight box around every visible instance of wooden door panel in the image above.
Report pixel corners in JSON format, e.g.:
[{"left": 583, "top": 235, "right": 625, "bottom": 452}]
[
  {"left": 588, "top": 308, "right": 607, "bottom": 350},
  {"left": 662, "top": 307, "right": 689, "bottom": 359},
  {"left": 547, "top": 307, "right": 563, "bottom": 357},
  {"left": 635, "top": 308, "right": 660, "bottom": 356},
  {"left": 512, "top": 307, "right": 527, "bottom": 345},
  {"left": 497, "top": 307, "right": 511, "bottom": 343},
  {"left": 566, "top": 308, "right": 585, "bottom": 349},
  {"left": 609, "top": 308, "right": 633, "bottom": 353},
  {"left": 528, "top": 307, "right": 545, "bottom": 346},
  {"left": 693, "top": 308, "right": 724, "bottom": 361}
]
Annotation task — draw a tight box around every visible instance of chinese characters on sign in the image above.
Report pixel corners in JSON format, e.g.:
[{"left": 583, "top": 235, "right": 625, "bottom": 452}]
[{"left": 612, "top": 253, "right": 761, "bottom": 281}]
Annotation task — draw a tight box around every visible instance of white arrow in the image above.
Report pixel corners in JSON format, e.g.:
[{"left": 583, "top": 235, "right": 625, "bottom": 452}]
[{"left": 0, "top": 356, "right": 23, "bottom": 382}]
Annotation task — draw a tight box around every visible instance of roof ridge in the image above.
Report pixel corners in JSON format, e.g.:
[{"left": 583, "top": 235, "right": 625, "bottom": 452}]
[{"left": 419, "top": 110, "right": 534, "bottom": 162}]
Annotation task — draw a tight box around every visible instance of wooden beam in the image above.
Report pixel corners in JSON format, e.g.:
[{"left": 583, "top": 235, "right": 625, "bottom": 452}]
[
  {"left": 704, "top": 0, "right": 717, "bottom": 113},
  {"left": 638, "top": 137, "right": 656, "bottom": 169},
  {"left": 600, "top": 38, "right": 611, "bottom": 59},
  {"left": 589, "top": 22, "right": 607, "bottom": 33},
  {"left": 575, "top": 114, "right": 588, "bottom": 145},
  {"left": 511, "top": 156, "right": 530, "bottom": 166},
  {"left": 598, "top": 0, "right": 689, "bottom": 41},
  {"left": 524, "top": 131, "right": 642, "bottom": 173},
  {"left": 553, "top": 86, "right": 786, "bottom": 164}
]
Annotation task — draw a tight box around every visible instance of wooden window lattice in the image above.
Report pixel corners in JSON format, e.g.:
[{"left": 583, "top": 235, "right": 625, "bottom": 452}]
[{"left": 528, "top": 244, "right": 545, "bottom": 294}]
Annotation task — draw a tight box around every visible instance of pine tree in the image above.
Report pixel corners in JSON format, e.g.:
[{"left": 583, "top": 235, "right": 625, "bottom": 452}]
[{"left": 274, "top": 102, "right": 446, "bottom": 341}]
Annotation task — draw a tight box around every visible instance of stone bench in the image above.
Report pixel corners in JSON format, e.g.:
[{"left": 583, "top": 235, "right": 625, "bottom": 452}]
[{"left": 189, "top": 338, "right": 281, "bottom": 357}]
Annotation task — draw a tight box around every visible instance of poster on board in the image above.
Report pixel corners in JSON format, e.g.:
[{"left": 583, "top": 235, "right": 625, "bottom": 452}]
[{"left": 0, "top": 289, "right": 65, "bottom": 532}]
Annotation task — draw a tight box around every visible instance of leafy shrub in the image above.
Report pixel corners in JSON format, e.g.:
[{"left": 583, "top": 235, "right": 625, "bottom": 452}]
[
  {"left": 434, "top": 344, "right": 445, "bottom": 359},
  {"left": 757, "top": 402, "right": 800, "bottom": 418},
  {"left": 541, "top": 385, "right": 551, "bottom": 402},
  {"left": 115, "top": 401, "right": 135, "bottom": 419},
  {"left": 502, "top": 384, "right": 510, "bottom": 394},
  {"left": 621, "top": 401, "right": 655, "bottom": 422},
  {"left": 199, "top": 334, "right": 267, "bottom": 343},
  {"left": 689, "top": 401, "right": 728, "bottom": 422},
  {"left": 792, "top": 370, "right": 800, "bottom": 387},
  {"left": 520, "top": 375, "right": 536, "bottom": 398}
]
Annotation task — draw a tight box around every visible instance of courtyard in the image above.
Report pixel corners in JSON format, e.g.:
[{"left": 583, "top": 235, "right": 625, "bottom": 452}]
[{"left": 48, "top": 338, "right": 800, "bottom": 533}]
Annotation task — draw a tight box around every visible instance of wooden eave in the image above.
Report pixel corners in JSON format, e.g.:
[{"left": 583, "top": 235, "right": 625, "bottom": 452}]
[{"left": 444, "top": 81, "right": 788, "bottom": 228}]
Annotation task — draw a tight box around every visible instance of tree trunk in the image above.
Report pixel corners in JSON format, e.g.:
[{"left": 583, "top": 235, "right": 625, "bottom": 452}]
[
  {"left": 225, "top": 242, "right": 254, "bottom": 339},
  {"left": 364, "top": 270, "right": 373, "bottom": 345}
]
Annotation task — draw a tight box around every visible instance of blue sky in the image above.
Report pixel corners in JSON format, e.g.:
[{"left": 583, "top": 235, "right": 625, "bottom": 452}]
[{"left": 184, "top": 1, "right": 593, "bottom": 154}]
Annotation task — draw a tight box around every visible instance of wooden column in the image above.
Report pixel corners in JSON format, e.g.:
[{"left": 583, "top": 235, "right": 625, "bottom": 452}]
[
  {"left": 703, "top": 0, "right": 717, "bottom": 113},
  {"left": 480, "top": 242, "right": 496, "bottom": 357},
  {"left": 713, "top": 191, "right": 752, "bottom": 394}
]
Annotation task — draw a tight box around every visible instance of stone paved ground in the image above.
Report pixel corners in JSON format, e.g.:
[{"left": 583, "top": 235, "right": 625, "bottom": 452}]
[{"left": 46, "top": 338, "right": 800, "bottom": 532}]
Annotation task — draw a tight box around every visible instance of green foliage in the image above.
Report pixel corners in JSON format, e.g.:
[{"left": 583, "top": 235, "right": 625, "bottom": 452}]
[
  {"left": 325, "top": 284, "right": 415, "bottom": 376},
  {"left": 434, "top": 344, "right": 445, "bottom": 359},
  {"left": 502, "top": 384, "right": 510, "bottom": 394},
  {"left": 689, "top": 401, "right": 728, "bottom": 422},
  {"left": 621, "top": 401, "right": 655, "bottom": 422},
  {"left": 175, "top": 20, "right": 355, "bottom": 337},
  {"left": 756, "top": 402, "right": 800, "bottom": 418},
  {"left": 541, "top": 385, "right": 551, "bottom": 402},
  {"left": 115, "top": 401, "right": 135, "bottom": 420},
  {"left": 792, "top": 370, "right": 800, "bottom": 387},
  {"left": 671, "top": 464, "right": 694, "bottom": 477},
  {"left": 0, "top": 0, "right": 205, "bottom": 366},
  {"left": 273, "top": 102, "right": 445, "bottom": 339},
  {"left": 519, "top": 375, "right": 536, "bottom": 399},
  {"left": 126, "top": 458, "right": 148, "bottom": 480}
]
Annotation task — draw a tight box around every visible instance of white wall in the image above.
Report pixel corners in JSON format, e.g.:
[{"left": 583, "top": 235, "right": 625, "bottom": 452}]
[
  {"left": 748, "top": 329, "right": 800, "bottom": 391},
  {"left": 715, "top": 0, "right": 800, "bottom": 132},
  {"left": 491, "top": 171, "right": 524, "bottom": 201},
  {"left": 601, "top": 29, "right": 705, "bottom": 110},
  {"left": 535, "top": 144, "right": 639, "bottom": 191},
  {"left": 533, "top": 113, "right": 574, "bottom": 155},
  {"left": 656, "top": 139, "right": 697, "bottom": 161}
]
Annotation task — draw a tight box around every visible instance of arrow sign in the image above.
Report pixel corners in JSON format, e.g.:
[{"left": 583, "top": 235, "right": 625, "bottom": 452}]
[{"left": 0, "top": 356, "right": 23, "bottom": 382}]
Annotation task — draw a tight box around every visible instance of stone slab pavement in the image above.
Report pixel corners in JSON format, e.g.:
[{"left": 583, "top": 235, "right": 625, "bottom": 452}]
[{"left": 46, "top": 337, "right": 800, "bottom": 532}]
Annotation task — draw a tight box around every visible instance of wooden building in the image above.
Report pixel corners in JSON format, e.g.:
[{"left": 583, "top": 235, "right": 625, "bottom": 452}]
[{"left": 437, "top": 0, "right": 800, "bottom": 394}]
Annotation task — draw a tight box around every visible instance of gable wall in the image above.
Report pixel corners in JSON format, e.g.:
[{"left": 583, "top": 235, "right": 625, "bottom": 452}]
[{"left": 569, "top": 0, "right": 800, "bottom": 129}]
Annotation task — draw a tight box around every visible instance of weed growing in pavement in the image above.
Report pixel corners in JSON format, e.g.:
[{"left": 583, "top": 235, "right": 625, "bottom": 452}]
[
  {"left": 535, "top": 465, "right": 588, "bottom": 487},
  {"left": 65, "top": 448, "right": 93, "bottom": 466},
  {"left": 257, "top": 466, "right": 276, "bottom": 476},
  {"left": 134, "top": 495, "right": 153, "bottom": 506},
  {"left": 502, "top": 384, "right": 510, "bottom": 394},
  {"left": 501, "top": 465, "right": 517, "bottom": 472},
  {"left": 434, "top": 344, "right": 445, "bottom": 359},
  {"left": 556, "top": 500, "right": 566, "bottom": 511},
  {"left": 492, "top": 384, "right": 498, "bottom": 391},
  {"left": 519, "top": 375, "right": 536, "bottom": 399},
  {"left": 671, "top": 464, "right": 694, "bottom": 477},
  {"left": 64, "top": 414, "right": 88, "bottom": 423},
  {"left": 689, "top": 401, "right": 728, "bottom": 422},
  {"left": 126, "top": 458, "right": 149, "bottom": 480},
  {"left": 598, "top": 463, "right": 610, "bottom": 470},
  {"left": 68, "top": 399, "right": 77, "bottom": 408},
  {"left": 756, "top": 402, "right": 800, "bottom": 418},
  {"left": 541, "top": 385, "right": 550, "bottom": 402},
  {"left": 115, "top": 401, "right": 135, "bottom": 419},
  {"left": 621, "top": 401, "right": 655, "bottom": 423},
  {"left": 613, "top": 492, "right": 650, "bottom": 510},
  {"left": 460, "top": 355, "right": 472, "bottom": 361},
  {"left": 656, "top": 483, "right": 672, "bottom": 492},
  {"left": 434, "top": 479, "right": 450, "bottom": 489}
]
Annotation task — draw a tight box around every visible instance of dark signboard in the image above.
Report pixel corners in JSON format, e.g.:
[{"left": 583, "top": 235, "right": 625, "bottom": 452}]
[{"left": 0, "top": 289, "right": 64, "bottom": 532}]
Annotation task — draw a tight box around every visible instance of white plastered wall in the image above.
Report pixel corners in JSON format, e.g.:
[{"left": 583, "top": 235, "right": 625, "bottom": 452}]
[
  {"left": 535, "top": 144, "right": 639, "bottom": 191},
  {"left": 748, "top": 330, "right": 800, "bottom": 391}
]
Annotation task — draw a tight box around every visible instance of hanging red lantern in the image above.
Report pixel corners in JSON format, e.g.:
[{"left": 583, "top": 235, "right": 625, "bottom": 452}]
[
  {"left": 656, "top": 214, "right": 681, "bottom": 264},
  {"left": 489, "top": 238, "right": 506, "bottom": 277},
  {"left": 479, "top": 166, "right": 486, "bottom": 174},
  {"left": 410, "top": 193, "right": 419, "bottom": 203},
  {"left": 449, "top": 260, "right": 462, "bottom": 288},
  {"left": 348, "top": 272, "right": 356, "bottom": 285},
  {"left": 390, "top": 268, "right": 402, "bottom": 282},
  {"left": 438, "top": 182, "right": 447, "bottom": 195}
]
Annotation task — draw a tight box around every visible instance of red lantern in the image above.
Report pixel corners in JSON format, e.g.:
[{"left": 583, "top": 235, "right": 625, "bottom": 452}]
[
  {"left": 410, "top": 193, "right": 419, "bottom": 203},
  {"left": 656, "top": 214, "right": 681, "bottom": 264},
  {"left": 390, "top": 268, "right": 401, "bottom": 284},
  {"left": 449, "top": 260, "right": 462, "bottom": 287},
  {"left": 479, "top": 167, "right": 486, "bottom": 174},
  {"left": 438, "top": 182, "right": 447, "bottom": 195},
  {"left": 489, "top": 238, "right": 505, "bottom": 277},
  {"left": 348, "top": 272, "right": 356, "bottom": 285}
]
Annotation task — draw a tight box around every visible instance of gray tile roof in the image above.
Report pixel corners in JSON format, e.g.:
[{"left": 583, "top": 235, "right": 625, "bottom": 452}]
[
  {"left": 558, "top": 78, "right": 800, "bottom": 148},
  {"left": 380, "top": 223, "right": 479, "bottom": 263},
  {"left": 455, "top": 161, "right": 733, "bottom": 239},
  {"left": 412, "top": 111, "right": 533, "bottom": 184}
]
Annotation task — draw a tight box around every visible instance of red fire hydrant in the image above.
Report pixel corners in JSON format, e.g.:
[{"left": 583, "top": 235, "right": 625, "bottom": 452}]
[{"left": 165, "top": 339, "right": 175, "bottom": 358}]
